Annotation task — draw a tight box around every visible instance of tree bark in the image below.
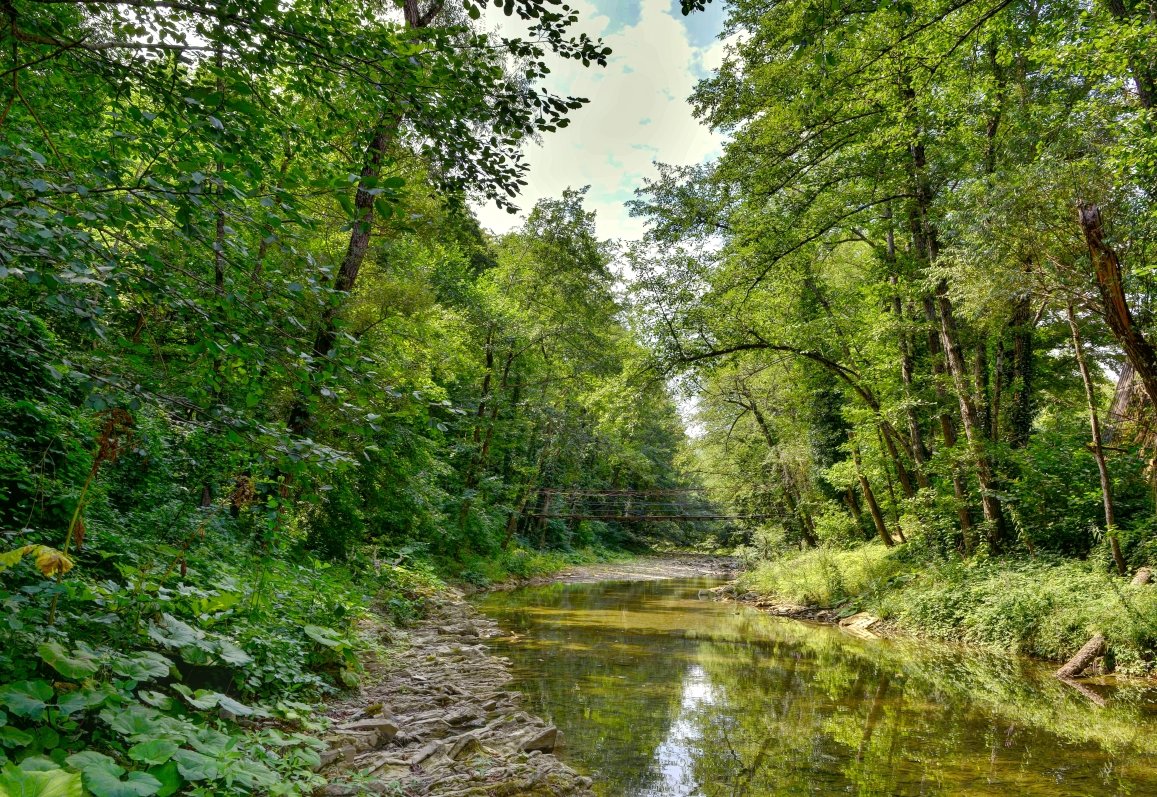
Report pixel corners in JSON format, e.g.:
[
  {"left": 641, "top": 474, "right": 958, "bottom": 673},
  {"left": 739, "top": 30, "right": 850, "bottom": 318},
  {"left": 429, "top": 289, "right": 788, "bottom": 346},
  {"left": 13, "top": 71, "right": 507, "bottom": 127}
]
[
  {"left": 1005, "top": 295, "right": 1035, "bottom": 448},
  {"left": 1079, "top": 202, "right": 1157, "bottom": 408},
  {"left": 935, "top": 281, "right": 1008, "bottom": 549},
  {"left": 1067, "top": 303, "right": 1127, "bottom": 576},
  {"left": 852, "top": 443, "right": 893, "bottom": 547},
  {"left": 1056, "top": 633, "right": 1106, "bottom": 679}
]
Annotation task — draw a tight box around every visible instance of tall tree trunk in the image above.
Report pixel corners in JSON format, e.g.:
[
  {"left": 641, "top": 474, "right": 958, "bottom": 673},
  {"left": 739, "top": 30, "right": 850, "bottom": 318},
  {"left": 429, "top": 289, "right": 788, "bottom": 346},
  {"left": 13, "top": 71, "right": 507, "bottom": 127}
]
[
  {"left": 935, "top": 282, "right": 1008, "bottom": 549},
  {"left": 1005, "top": 295, "right": 1036, "bottom": 448},
  {"left": 1079, "top": 203, "right": 1157, "bottom": 408},
  {"left": 286, "top": 2, "right": 441, "bottom": 437},
  {"left": 852, "top": 442, "right": 893, "bottom": 547},
  {"left": 1067, "top": 303, "right": 1128, "bottom": 576},
  {"left": 287, "top": 125, "right": 393, "bottom": 436}
]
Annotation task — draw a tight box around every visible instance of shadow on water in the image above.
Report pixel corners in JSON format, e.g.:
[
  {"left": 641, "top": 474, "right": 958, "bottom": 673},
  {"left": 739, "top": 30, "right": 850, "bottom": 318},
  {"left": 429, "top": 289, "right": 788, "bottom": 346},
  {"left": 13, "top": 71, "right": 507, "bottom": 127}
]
[{"left": 475, "top": 578, "right": 1157, "bottom": 796}]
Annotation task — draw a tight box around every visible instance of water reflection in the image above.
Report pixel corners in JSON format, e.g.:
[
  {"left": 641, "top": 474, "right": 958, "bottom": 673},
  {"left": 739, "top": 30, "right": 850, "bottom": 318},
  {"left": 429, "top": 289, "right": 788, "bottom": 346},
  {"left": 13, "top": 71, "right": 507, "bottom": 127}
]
[{"left": 476, "top": 578, "right": 1157, "bottom": 796}]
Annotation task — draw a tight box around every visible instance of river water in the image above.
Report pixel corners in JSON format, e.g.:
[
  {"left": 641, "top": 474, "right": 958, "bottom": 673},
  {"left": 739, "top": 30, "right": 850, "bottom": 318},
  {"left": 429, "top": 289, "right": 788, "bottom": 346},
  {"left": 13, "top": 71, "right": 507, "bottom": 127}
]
[{"left": 475, "top": 577, "right": 1157, "bottom": 796}]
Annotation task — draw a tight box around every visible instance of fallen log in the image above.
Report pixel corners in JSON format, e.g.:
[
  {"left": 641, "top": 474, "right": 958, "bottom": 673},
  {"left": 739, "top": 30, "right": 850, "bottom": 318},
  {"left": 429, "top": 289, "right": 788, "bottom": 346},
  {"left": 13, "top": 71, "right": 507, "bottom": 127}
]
[
  {"left": 1055, "top": 633, "right": 1106, "bottom": 679},
  {"left": 1132, "top": 567, "right": 1152, "bottom": 586}
]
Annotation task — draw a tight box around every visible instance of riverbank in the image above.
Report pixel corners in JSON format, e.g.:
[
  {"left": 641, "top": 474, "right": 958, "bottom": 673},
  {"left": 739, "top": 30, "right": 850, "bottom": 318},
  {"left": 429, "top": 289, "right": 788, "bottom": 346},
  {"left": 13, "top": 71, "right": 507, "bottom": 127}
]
[
  {"left": 317, "top": 556, "right": 733, "bottom": 795},
  {"left": 318, "top": 589, "right": 594, "bottom": 796},
  {"left": 726, "top": 545, "right": 1157, "bottom": 678},
  {"left": 474, "top": 552, "right": 738, "bottom": 592}
]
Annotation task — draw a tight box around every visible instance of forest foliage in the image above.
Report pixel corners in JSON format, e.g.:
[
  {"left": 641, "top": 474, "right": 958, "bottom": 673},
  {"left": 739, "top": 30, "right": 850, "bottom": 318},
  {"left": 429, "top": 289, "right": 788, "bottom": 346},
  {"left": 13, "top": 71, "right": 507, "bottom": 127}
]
[
  {"left": 3, "top": 0, "right": 1157, "bottom": 793},
  {"left": 632, "top": 0, "right": 1157, "bottom": 570},
  {"left": 0, "top": 0, "right": 694, "bottom": 793}
]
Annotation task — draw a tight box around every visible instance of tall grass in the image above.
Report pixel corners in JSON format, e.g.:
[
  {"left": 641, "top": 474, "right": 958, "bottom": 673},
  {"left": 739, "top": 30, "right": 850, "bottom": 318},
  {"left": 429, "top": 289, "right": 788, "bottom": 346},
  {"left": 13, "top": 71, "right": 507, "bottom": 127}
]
[{"left": 739, "top": 545, "right": 1157, "bottom": 674}]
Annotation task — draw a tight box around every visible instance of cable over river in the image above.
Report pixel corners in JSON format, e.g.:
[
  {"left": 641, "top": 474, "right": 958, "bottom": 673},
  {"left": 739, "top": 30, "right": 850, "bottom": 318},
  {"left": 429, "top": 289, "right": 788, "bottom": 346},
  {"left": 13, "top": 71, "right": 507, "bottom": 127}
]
[{"left": 475, "top": 577, "right": 1157, "bottom": 796}]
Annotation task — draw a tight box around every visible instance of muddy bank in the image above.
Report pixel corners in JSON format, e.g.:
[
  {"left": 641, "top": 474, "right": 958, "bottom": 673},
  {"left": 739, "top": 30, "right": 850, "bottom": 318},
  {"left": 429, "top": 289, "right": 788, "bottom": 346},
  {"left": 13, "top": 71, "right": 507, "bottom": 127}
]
[{"left": 318, "top": 592, "right": 594, "bottom": 796}]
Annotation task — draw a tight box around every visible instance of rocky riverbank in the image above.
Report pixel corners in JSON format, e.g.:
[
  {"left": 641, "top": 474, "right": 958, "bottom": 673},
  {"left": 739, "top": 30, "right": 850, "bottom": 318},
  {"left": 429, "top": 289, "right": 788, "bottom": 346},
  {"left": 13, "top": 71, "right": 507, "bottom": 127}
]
[
  {"left": 703, "top": 582, "right": 888, "bottom": 639},
  {"left": 317, "top": 590, "right": 594, "bottom": 797},
  {"left": 315, "top": 555, "right": 738, "bottom": 795}
]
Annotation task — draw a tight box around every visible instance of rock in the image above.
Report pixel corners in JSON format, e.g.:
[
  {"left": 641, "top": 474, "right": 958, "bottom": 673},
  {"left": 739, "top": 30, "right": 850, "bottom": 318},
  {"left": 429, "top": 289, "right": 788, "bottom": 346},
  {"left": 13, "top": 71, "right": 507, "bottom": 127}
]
[
  {"left": 447, "top": 732, "right": 482, "bottom": 760},
  {"left": 318, "top": 744, "right": 356, "bottom": 769},
  {"left": 838, "top": 612, "right": 880, "bottom": 639},
  {"left": 338, "top": 717, "right": 399, "bottom": 742},
  {"left": 520, "top": 726, "right": 558, "bottom": 753}
]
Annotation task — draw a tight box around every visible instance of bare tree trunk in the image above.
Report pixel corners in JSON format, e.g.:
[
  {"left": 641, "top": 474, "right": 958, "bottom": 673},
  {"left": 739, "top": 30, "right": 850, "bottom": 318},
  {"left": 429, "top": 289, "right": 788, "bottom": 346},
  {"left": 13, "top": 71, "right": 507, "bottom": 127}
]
[
  {"left": 1067, "top": 303, "right": 1127, "bottom": 576},
  {"left": 844, "top": 486, "right": 864, "bottom": 525},
  {"left": 1079, "top": 203, "right": 1157, "bottom": 408},
  {"left": 922, "top": 297, "right": 974, "bottom": 541},
  {"left": 1056, "top": 633, "right": 1106, "bottom": 679}
]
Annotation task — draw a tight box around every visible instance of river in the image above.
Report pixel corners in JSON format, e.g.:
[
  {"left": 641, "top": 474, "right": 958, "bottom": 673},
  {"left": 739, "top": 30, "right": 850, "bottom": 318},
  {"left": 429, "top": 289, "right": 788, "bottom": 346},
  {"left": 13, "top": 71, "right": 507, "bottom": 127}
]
[{"left": 475, "top": 576, "right": 1157, "bottom": 796}]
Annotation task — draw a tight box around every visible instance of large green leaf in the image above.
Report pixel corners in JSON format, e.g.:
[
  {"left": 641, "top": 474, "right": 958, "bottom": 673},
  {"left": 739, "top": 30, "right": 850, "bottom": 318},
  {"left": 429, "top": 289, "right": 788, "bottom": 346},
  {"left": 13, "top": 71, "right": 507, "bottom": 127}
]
[
  {"left": 37, "top": 642, "right": 100, "bottom": 680},
  {"left": 302, "top": 625, "right": 344, "bottom": 649},
  {"left": 65, "top": 752, "right": 161, "bottom": 797},
  {"left": 0, "top": 763, "right": 83, "bottom": 797},
  {"left": 0, "top": 727, "right": 33, "bottom": 748},
  {"left": 145, "top": 616, "right": 201, "bottom": 650},
  {"left": 169, "top": 750, "right": 217, "bottom": 782},
  {"left": 81, "top": 769, "right": 161, "bottom": 797},
  {"left": 110, "top": 653, "right": 172, "bottom": 682},
  {"left": 0, "top": 683, "right": 53, "bottom": 720},
  {"left": 127, "top": 741, "right": 177, "bottom": 767},
  {"left": 56, "top": 686, "right": 113, "bottom": 717}
]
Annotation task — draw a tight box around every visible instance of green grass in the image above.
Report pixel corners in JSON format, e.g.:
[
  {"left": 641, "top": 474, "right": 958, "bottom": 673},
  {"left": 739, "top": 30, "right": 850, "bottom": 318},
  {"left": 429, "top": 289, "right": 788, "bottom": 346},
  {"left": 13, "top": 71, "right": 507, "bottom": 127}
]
[
  {"left": 739, "top": 545, "right": 1157, "bottom": 675},
  {"left": 451, "top": 544, "right": 633, "bottom": 588}
]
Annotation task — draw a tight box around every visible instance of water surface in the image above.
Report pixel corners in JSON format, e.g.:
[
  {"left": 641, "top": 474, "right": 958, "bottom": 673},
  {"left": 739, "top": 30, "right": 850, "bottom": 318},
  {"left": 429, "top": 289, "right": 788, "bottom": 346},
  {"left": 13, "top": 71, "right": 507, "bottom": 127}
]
[{"left": 475, "top": 577, "right": 1157, "bottom": 796}]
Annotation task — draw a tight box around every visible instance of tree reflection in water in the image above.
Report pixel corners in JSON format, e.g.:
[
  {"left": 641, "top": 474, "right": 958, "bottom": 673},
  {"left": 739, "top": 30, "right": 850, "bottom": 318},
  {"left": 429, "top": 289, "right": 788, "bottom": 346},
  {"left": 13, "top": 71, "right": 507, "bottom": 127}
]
[{"left": 477, "top": 578, "right": 1157, "bottom": 796}]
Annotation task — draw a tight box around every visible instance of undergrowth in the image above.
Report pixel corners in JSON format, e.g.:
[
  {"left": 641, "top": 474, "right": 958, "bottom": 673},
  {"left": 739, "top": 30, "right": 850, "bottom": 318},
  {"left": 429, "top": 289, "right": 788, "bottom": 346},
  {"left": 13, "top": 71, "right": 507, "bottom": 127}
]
[
  {"left": 451, "top": 545, "right": 632, "bottom": 588},
  {"left": 0, "top": 517, "right": 444, "bottom": 797},
  {"left": 739, "top": 545, "right": 1157, "bottom": 675}
]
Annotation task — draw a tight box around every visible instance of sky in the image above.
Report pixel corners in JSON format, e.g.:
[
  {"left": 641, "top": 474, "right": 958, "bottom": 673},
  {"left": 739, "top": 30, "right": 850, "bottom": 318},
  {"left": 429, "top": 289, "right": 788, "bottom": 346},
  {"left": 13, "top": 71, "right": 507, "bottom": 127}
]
[{"left": 473, "top": 0, "right": 730, "bottom": 242}]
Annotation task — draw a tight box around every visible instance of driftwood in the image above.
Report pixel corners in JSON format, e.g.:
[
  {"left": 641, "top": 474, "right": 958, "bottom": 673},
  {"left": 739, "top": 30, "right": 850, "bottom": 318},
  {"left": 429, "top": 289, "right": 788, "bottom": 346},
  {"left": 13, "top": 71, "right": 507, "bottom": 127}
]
[
  {"left": 1132, "top": 567, "right": 1153, "bottom": 586},
  {"left": 1055, "top": 633, "right": 1106, "bottom": 679}
]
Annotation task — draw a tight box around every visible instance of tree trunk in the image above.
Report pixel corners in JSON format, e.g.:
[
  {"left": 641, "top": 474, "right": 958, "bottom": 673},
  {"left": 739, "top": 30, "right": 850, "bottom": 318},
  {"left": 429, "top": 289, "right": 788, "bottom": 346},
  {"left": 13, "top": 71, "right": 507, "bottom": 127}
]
[
  {"left": 852, "top": 443, "right": 893, "bottom": 547},
  {"left": 1067, "top": 303, "right": 1127, "bottom": 576},
  {"left": 1005, "top": 295, "right": 1036, "bottom": 448},
  {"left": 1079, "top": 202, "right": 1157, "bottom": 408},
  {"left": 287, "top": 126, "right": 393, "bottom": 436},
  {"left": 1056, "top": 633, "right": 1106, "bottom": 679},
  {"left": 935, "top": 281, "right": 1008, "bottom": 549}
]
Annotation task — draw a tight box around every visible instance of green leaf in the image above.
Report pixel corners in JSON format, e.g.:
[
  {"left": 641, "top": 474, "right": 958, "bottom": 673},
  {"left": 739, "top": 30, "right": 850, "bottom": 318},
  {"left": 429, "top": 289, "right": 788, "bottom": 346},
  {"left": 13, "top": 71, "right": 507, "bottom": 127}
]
[
  {"left": 135, "top": 692, "right": 173, "bottom": 711},
  {"left": 82, "top": 769, "right": 162, "bottom": 797},
  {"left": 302, "top": 625, "right": 343, "bottom": 648},
  {"left": 146, "top": 616, "right": 201, "bottom": 650},
  {"left": 170, "top": 750, "right": 217, "bottom": 782},
  {"left": 145, "top": 762, "right": 179, "bottom": 797},
  {"left": 66, "top": 752, "right": 160, "bottom": 797},
  {"left": 111, "top": 653, "right": 171, "bottom": 682},
  {"left": 127, "top": 741, "right": 177, "bottom": 767},
  {"left": 0, "top": 726, "right": 33, "bottom": 748},
  {"left": 57, "top": 686, "right": 112, "bottom": 716},
  {"left": 208, "top": 640, "right": 251, "bottom": 667},
  {"left": 37, "top": 642, "right": 100, "bottom": 679},
  {"left": 0, "top": 763, "right": 82, "bottom": 797},
  {"left": 0, "top": 682, "right": 53, "bottom": 720}
]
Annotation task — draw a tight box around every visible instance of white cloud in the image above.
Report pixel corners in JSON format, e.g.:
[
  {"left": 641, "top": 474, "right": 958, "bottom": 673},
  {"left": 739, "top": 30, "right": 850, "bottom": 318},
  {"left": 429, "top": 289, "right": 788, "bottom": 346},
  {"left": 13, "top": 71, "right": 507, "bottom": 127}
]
[{"left": 472, "top": 0, "right": 725, "bottom": 242}]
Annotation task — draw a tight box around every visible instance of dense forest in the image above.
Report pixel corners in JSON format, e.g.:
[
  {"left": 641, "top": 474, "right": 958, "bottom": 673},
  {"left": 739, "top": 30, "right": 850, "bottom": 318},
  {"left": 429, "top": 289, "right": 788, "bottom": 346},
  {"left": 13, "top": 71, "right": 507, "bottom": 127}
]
[{"left": 1, "top": 0, "right": 1157, "bottom": 794}]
